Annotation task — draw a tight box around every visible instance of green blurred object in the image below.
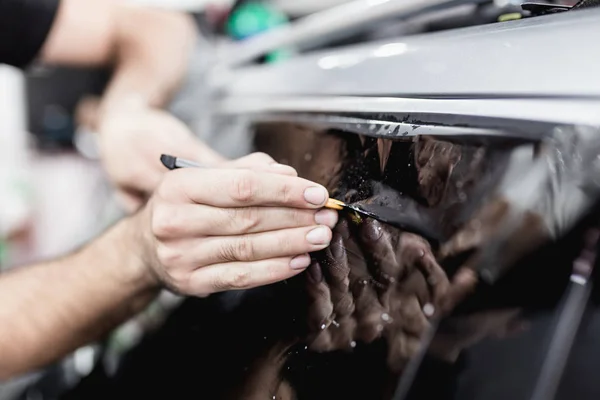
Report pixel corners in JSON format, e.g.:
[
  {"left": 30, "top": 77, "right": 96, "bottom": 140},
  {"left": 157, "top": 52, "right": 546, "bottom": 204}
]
[
  {"left": 498, "top": 12, "right": 522, "bottom": 22},
  {"left": 0, "top": 240, "right": 8, "bottom": 268},
  {"left": 226, "top": 1, "right": 292, "bottom": 63}
]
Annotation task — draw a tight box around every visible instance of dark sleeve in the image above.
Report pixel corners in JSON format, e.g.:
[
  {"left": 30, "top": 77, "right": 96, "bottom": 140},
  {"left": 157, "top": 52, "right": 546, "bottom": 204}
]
[{"left": 0, "top": 0, "right": 61, "bottom": 69}]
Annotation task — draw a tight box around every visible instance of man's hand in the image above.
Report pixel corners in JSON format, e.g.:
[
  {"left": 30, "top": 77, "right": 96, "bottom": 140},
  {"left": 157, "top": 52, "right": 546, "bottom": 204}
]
[
  {"left": 133, "top": 163, "right": 340, "bottom": 296},
  {"left": 42, "top": 0, "right": 209, "bottom": 212},
  {"left": 97, "top": 106, "right": 226, "bottom": 212}
]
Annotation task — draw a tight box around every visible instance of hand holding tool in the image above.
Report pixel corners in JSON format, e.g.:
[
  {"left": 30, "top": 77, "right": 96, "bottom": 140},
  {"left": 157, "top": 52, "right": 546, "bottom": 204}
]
[{"left": 160, "top": 154, "right": 442, "bottom": 243}]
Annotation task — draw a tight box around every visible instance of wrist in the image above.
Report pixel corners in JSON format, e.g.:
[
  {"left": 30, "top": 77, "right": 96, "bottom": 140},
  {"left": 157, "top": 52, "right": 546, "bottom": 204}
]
[{"left": 102, "top": 212, "right": 161, "bottom": 292}]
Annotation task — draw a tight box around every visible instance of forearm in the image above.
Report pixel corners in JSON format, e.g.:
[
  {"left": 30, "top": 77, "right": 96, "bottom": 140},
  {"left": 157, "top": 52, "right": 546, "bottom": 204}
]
[
  {"left": 41, "top": 0, "right": 198, "bottom": 111},
  {"left": 100, "top": 4, "right": 198, "bottom": 112},
  {"left": 0, "top": 216, "right": 159, "bottom": 380}
]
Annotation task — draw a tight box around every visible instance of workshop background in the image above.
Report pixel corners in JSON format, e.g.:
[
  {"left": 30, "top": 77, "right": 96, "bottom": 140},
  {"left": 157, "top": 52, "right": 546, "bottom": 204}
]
[{"left": 0, "top": 0, "right": 584, "bottom": 399}]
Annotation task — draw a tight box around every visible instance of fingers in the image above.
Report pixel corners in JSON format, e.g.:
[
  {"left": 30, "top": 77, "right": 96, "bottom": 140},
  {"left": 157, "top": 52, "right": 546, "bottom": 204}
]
[
  {"left": 305, "top": 262, "right": 335, "bottom": 333},
  {"left": 323, "top": 233, "right": 354, "bottom": 317},
  {"left": 243, "top": 163, "right": 298, "bottom": 177},
  {"left": 386, "top": 334, "right": 423, "bottom": 373},
  {"left": 439, "top": 198, "right": 509, "bottom": 260},
  {"left": 160, "top": 168, "right": 329, "bottom": 209},
  {"left": 185, "top": 255, "right": 311, "bottom": 296},
  {"left": 307, "top": 235, "right": 358, "bottom": 352},
  {"left": 441, "top": 268, "right": 478, "bottom": 314},
  {"left": 397, "top": 233, "right": 449, "bottom": 308},
  {"left": 226, "top": 152, "right": 276, "bottom": 167},
  {"left": 355, "top": 220, "right": 399, "bottom": 286},
  {"left": 151, "top": 203, "right": 338, "bottom": 238},
  {"left": 386, "top": 297, "right": 427, "bottom": 371},
  {"left": 351, "top": 276, "right": 386, "bottom": 343},
  {"left": 164, "top": 225, "right": 333, "bottom": 267},
  {"left": 396, "top": 272, "right": 431, "bottom": 313},
  {"left": 415, "top": 253, "right": 449, "bottom": 307},
  {"left": 438, "top": 225, "right": 481, "bottom": 260}
]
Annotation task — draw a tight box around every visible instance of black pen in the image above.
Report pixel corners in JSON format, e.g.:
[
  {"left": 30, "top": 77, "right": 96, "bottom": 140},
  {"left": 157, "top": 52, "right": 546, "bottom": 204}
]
[{"left": 160, "top": 154, "right": 205, "bottom": 170}]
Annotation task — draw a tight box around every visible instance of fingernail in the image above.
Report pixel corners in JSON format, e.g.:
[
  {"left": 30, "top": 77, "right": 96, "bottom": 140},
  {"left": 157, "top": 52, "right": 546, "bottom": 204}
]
[
  {"left": 304, "top": 186, "right": 327, "bottom": 206},
  {"left": 308, "top": 262, "right": 323, "bottom": 283},
  {"left": 306, "top": 226, "right": 332, "bottom": 245},
  {"left": 315, "top": 209, "right": 339, "bottom": 228},
  {"left": 290, "top": 254, "right": 311, "bottom": 270},
  {"left": 331, "top": 234, "right": 346, "bottom": 259}
]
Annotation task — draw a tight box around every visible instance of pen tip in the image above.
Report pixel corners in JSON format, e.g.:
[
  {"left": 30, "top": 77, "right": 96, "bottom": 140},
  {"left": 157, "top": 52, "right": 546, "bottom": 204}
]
[{"left": 160, "top": 154, "right": 177, "bottom": 170}]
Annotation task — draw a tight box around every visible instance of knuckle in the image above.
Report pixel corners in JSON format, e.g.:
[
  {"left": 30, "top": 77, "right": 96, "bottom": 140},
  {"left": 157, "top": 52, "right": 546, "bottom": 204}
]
[
  {"left": 157, "top": 169, "right": 193, "bottom": 200},
  {"left": 165, "top": 270, "right": 190, "bottom": 294},
  {"left": 276, "top": 182, "right": 293, "bottom": 204},
  {"left": 251, "top": 152, "right": 275, "bottom": 165},
  {"left": 218, "top": 242, "right": 237, "bottom": 263},
  {"left": 158, "top": 170, "right": 183, "bottom": 194},
  {"left": 218, "top": 268, "right": 252, "bottom": 290},
  {"left": 219, "top": 236, "right": 256, "bottom": 262},
  {"left": 236, "top": 207, "right": 261, "bottom": 233},
  {"left": 231, "top": 171, "right": 258, "bottom": 203},
  {"left": 151, "top": 205, "right": 180, "bottom": 239},
  {"left": 155, "top": 243, "right": 181, "bottom": 268},
  {"left": 155, "top": 179, "right": 171, "bottom": 200},
  {"left": 293, "top": 209, "right": 312, "bottom": 227},
  {"left": 235, "top": 236, "right": 256, "bottom": 261}
]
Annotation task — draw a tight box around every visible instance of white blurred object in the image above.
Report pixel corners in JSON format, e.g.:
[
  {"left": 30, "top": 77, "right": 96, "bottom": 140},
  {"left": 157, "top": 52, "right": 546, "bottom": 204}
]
[
  {"left": 26, "top": 152, "right": 115, "bottom": 261},
  {"left": 0, "top": 66, "right": 33, "bottom": 241},
  {"left": 126, "top": 0, "right": 233, "bottom": 12},
  {"left": 273, "top": 0, "right": 354, "bottom": 15},
  {"left": 73, "top": 126, "right": 101, "bottom": 160}
]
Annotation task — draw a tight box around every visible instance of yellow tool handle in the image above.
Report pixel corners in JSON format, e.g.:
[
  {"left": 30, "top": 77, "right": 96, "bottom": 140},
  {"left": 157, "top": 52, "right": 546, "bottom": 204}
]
[{"left": 325, "top": 198, "right": 345, "bottom": 210}]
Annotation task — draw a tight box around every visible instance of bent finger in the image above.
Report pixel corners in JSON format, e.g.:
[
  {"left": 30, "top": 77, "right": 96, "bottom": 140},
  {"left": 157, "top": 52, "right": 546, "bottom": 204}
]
[
  {"left": 305, "top": 262, "right": 335, "bottom": 333},
  {"left": 187, "top": 255, "right": 311, "bottom": 295},
  {"left": 413, "top": 251, "right": 450, "bottom": 309},
  {"left": 195, "top": 225, "right": 333, "bottom": 265},
  {"left": 151, "top": 203, "right": 338, "bottom": 239},
  {"left": 355, "top": 220, "right": 399, "bottom": 286},
  {"left": 323, "top": 234, "right": 354, "bottom": 317},
  {"left": 441, "top": 268, "right": 479, "bottom": 315},
  {"left": 163, "top": 168, "right": 329, "bottom": 208}
]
